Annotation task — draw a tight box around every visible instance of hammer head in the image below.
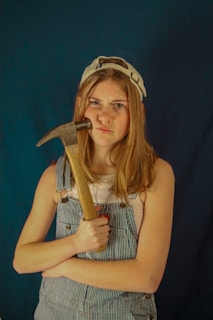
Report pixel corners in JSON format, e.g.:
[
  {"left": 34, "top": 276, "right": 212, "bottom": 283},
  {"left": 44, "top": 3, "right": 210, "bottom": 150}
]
[{"left": 36, "top": 118, "right": 92, "bottom": 147}]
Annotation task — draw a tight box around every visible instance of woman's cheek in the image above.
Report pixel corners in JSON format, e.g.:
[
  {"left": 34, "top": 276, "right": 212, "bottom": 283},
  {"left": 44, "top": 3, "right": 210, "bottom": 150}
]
[{"left": 84, "top": 105, "right": 91, "bottom": 115}]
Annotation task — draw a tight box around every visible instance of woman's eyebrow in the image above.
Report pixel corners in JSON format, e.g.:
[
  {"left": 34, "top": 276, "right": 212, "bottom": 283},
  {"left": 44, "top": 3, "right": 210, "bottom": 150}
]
[
  {"left": 111, "top": 99, "right": 128, "bottom": 102},
  {"left": 89, "top": 96, "right": 128, "bottom": 102},
  {"left": 88, "top": 96, "right": 102, "bottom": 101}
]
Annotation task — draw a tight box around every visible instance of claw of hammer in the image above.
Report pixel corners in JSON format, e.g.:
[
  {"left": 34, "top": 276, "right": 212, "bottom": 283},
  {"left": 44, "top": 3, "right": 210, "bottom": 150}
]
[{"left": 36, "top": 118, "right": 92, "bottom": 147}]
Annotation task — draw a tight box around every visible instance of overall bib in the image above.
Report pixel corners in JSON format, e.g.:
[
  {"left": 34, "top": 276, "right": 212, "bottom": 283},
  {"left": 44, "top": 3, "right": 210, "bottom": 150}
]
[{"left": 34, "top": 157, "right": 157, "bottom": 320}]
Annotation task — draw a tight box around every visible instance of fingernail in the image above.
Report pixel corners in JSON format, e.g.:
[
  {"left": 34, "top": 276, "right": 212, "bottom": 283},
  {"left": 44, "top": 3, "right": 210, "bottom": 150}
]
[{"left": 99, "top": 214, "right": 110, "bottom": 221}]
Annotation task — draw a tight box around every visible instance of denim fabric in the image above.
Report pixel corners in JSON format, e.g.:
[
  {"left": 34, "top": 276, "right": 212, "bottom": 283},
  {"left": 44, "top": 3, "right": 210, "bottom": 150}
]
[{"left": 34, "top": 156, "right": 157, "bottom": 319}]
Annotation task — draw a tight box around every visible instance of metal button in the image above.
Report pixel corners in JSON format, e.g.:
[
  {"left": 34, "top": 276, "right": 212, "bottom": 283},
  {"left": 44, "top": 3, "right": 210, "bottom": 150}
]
[
  {"left": 145, "top": 293, "right": 152, "bottom": 299},
  {"left": 61, "top": 196, "right": 68, "bottom": 203}
]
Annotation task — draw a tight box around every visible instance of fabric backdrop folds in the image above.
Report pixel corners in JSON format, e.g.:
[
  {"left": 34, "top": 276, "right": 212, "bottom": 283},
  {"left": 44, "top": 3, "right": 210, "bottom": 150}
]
[{"left": 0, "top": 1, "right": 212, "bottom": 319}]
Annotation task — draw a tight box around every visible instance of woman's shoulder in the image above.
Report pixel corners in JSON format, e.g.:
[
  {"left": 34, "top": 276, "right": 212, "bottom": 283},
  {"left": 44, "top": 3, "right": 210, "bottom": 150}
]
[
  {"left": 37, "top": 162, "right": 57, "bottom": 192},
  {"left": 139, "top": 158, "right": 174, "bottom": 202},
  {"left": 139, "top": 158, "right": 175, "bottom": 207},
  {"left": 155, "top": 158, "right": 174, "bottom": 174},
  {"left": 41, "top": 156, "right": 64, "bottom": 180},
  {"left": 152, "top": 158, "right": 175, "bottom": 189},
  {"left": 42, "top": 161, "right": 57, "bottom": 178}
]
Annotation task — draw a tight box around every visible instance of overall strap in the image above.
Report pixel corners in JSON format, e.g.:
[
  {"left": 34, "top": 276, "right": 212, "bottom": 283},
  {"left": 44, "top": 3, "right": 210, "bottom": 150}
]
[{"left": 56, "top": 155, "right": 71, "bottom": 191}]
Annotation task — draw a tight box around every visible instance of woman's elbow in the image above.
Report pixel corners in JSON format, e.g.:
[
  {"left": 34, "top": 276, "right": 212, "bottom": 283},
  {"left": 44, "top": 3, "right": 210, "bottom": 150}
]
[
  {"left": 136, "top": 271, "right": 162, "bottom": 293},
  {"left": 13, "top": 259, "right": 21, "bottom": 274},
  {"left": 13, "top": 250, "right": 28, "bottom": 274},
  {"left": 145, "top": 276, "right": 161, "bottom": 293},
  {"left": 13, "top": 255, "right": 24, "bottom": 274}
]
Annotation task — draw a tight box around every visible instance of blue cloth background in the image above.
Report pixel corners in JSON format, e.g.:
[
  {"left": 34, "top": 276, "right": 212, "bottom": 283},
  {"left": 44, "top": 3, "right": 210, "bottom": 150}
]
[{"left": 1, "top": 1, "right": 212, "bottom": 319}]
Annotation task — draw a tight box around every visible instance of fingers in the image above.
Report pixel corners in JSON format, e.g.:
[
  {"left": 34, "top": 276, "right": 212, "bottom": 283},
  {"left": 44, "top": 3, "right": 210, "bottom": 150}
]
[
  {"left": 98, "top": 213, "right": 110, "bottom": 222},
  {"left": 95, "top": 205, "right": 102, "bottom": 212},
  {"left": 83, "top": 215, "right": 110, "bottom": 227},
  {"left": 85, "top": 218, "right": 110, "bottom": 234},
  {"left": 94, "top": 206, "right": 110, "bottom": 225},
  {"left": 75, "top": 214, "right": 110, "bottom": 253}
]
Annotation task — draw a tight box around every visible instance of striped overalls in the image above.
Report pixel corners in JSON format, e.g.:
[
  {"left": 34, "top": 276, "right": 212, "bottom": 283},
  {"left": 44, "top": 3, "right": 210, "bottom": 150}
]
[{"left": 34, "top": 157, "right": 157, "bottom": 319}]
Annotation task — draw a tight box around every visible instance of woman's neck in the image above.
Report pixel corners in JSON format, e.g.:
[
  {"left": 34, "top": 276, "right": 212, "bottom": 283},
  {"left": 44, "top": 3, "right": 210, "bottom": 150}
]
[
  {"left": 91, "top": 163, "right": 114, "bottom": 175},
  {"left": 91, "top": 147, "right": 115, "bottom": 175}
]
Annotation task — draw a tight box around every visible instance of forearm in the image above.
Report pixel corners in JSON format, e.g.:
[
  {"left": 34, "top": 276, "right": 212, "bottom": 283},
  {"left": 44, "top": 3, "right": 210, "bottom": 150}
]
[
  {"left": 13, "top": 235, "right": 78, "bottom": 274},
  {"left": 14, "top": 212, "right": 110, "bottom": 274},
  {"left": 59, "top": 258, "right": 159, "bottom": 293}
]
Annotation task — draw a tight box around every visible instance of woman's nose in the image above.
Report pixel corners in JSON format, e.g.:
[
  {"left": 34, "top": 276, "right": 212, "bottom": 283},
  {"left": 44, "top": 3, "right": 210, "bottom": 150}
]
[{"left": 97, "top": 109, "right": 114, "bottom": 125}]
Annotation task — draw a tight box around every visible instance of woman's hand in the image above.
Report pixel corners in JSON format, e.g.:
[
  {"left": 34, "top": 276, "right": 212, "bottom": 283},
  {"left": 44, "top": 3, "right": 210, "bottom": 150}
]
[
  {"left": 72, "top": 208, "right": 110, "bottom": 253},
  {"left": 42, "top": 260, "right": 71, "bottom": 278}
]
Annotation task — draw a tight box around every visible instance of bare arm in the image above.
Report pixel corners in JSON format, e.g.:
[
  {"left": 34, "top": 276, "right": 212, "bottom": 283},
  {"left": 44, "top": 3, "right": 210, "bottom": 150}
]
[
  {"left": 13, "top": 164, "right": 109, "bottom": 274},
  {"left": 42, "top": 159, "right": 175, "bottom": 293}
]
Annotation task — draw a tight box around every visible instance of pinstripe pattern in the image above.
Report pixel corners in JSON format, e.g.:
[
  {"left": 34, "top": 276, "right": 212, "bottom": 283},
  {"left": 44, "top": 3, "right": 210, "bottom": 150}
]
[{"left": 34, "top": 156, "right": 157, "bottom": 319}]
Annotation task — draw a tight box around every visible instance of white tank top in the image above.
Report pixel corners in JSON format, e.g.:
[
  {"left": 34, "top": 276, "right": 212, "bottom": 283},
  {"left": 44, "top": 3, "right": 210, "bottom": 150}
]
[{"left": 67, "top": 174, "right": 144, "bottom": 233}]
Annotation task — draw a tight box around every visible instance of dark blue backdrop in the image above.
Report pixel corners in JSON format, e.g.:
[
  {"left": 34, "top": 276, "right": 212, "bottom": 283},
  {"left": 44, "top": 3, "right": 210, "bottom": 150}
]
[{"left": 1, "top": 1, "right": 213, "bottom": 319}]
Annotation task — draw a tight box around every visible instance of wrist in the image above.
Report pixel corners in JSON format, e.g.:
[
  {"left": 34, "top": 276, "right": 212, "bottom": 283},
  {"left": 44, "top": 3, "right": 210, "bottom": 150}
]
[
  {"left": 68, "top": 233, "right": 80, "bottom": 256},
  {"left": 61, "top": 259, "right": 71, "bottom": 277}
]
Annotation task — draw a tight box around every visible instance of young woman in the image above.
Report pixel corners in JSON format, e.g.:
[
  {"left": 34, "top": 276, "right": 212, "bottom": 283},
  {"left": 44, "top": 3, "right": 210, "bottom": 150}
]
[{"left": 13, "top": 56, "right": 175, "bottom": 319}]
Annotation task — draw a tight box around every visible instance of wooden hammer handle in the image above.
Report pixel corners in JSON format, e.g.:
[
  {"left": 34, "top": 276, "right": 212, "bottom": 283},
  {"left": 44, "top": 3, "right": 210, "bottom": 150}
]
[
  {"left": 65, "top": 144, "right": 106, "bottom": 252},
  {"left": 65, "top": 144, "right": 97, "bottom": 220}
]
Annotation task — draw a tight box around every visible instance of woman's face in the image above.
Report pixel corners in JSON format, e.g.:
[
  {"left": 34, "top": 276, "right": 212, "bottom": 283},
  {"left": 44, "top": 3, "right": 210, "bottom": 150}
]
[{"left": 84, "top": 79, "right": 130, "bottom": 149}]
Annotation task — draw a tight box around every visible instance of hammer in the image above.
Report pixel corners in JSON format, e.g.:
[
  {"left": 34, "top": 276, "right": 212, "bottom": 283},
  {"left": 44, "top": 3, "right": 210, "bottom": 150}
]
[
  {"left": 36, "top": 118, "right": 99, "bottom": 222},
  {"left": 36, "top": 119, "right": 106, "bottom": 252}
]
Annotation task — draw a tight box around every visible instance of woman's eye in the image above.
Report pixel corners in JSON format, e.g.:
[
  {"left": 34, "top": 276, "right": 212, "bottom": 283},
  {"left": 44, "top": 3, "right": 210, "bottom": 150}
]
[
  {"left": 89, "top": 100, "right": 100, "bottom": 106},
  {"left": 114, "top": 103, "right": 125, "bottom": 109}
]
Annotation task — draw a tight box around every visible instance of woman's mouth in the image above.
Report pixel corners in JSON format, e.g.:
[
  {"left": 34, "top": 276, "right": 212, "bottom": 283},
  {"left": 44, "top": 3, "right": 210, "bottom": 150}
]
[{"left": 96, "top": 127, "right": 112, "bottom": 133}]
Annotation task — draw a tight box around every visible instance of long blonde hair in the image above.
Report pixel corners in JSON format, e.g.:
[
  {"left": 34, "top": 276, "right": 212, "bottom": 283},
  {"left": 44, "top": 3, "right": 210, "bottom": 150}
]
[{"left": 73, "top": 62, "right": 157, "bottom": 203}]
